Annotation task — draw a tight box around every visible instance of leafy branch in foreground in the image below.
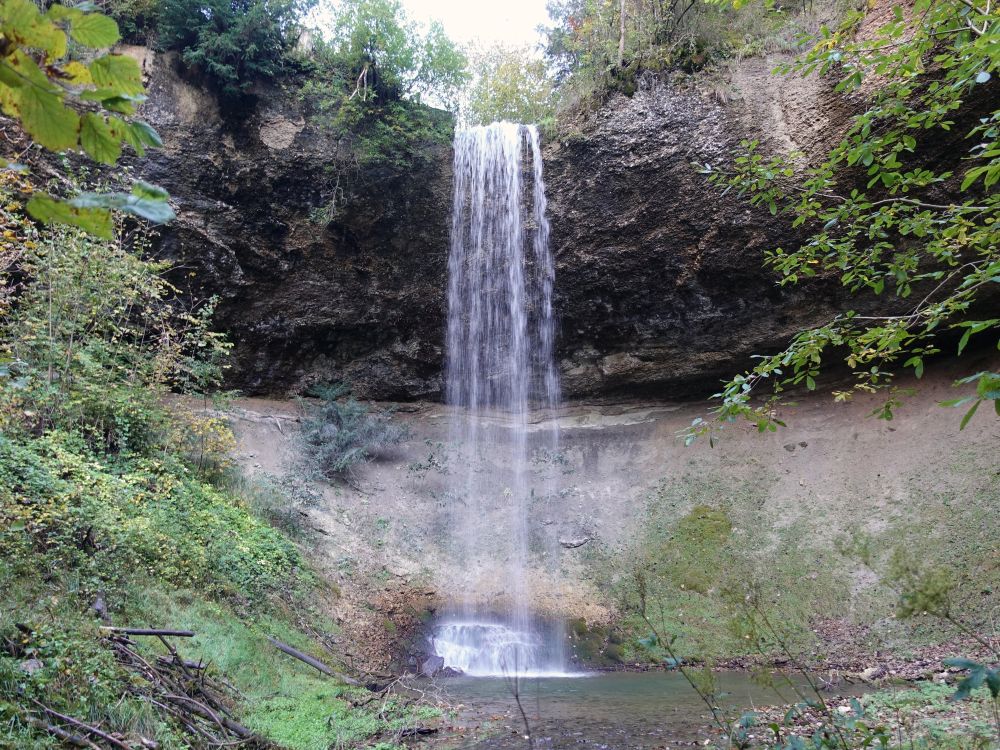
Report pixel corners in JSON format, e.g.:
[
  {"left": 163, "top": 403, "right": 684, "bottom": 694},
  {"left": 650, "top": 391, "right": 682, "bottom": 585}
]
[
  {"left": 0, "top": 0, "right": 172, "bottom": 235},
  {"left": 686, "top": 0, "right": 999, "bottom": 443}
]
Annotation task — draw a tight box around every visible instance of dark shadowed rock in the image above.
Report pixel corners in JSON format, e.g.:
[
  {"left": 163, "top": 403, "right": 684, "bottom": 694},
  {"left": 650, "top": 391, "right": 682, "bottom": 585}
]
[
  {"left": 543, "top": 70, "right": 858, "bottom": 399},
  {"left": 132, "top": 50, "right": 451, "bottom": 400},
  {"left": 420, "top": 654, "right": 445, "bottom": 677},
  {"left": 128, "top": 50, "right": 986, "bottom": 401}
]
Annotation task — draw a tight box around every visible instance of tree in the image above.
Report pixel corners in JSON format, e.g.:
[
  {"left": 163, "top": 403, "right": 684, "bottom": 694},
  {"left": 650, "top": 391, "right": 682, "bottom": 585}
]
[
  {"left": 158, "top": 0, "right": 312, "bottom": 96},
  {"left": 544, "top": 0, "right": 724, "bottom": 82},
  {"left": 687, "top": 0, "right": 1000, "bottom": 443},
  {"left": 415, "top": 20, "right": 469, "bottom": 112},
  {"left": 463, "top": 43, "right": 555, "bottom": 128},
  {"left": 0, "top": 0, "right": 172, "bottom": 236},
  {"left": 323, "top": 0, "right": 467, "bottom": 110}
]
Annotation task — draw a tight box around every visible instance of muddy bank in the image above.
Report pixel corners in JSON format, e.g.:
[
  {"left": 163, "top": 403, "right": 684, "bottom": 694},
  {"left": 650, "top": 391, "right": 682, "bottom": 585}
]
[{"left": 217, "top": 357, "right": 998, "bottom": 675}]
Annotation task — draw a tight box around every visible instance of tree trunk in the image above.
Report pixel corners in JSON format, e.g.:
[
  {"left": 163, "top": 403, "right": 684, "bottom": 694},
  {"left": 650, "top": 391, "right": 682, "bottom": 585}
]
[{"left": 618, "top": 0, "right": 627, "bottom": 67}]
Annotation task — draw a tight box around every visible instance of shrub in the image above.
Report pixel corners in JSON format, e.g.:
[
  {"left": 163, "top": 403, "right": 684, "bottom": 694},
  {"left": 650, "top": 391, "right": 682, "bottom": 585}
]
[
  {"left": 318, "top": 0, "right": 468, "bottom": 108},
  {"left": 0, "top": 431, "right": 301, "bottom": 603},
  {"left": 0, "top": 173, "right": 230, "bottom": 455},
  {"left": 297, "top": 384, "right": 409, "bottom": 483},
  {"left": 157, "top": 0, "right": 312, "bottom": 96},
  {"left": 104, "top": 0, "right": 162, "bottom": 44},
  {"left": 295, "top": 0, "right": 465, "bottom": 172}
]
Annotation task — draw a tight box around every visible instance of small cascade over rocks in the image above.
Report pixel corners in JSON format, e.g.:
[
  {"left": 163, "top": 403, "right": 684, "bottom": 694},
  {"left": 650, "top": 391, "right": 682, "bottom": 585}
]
[
  {"left": 438, "top": 122, "right": 567, "bottom": 677},
  {"left": 431, "top": 622, "right": 570, "bottom": 678}
]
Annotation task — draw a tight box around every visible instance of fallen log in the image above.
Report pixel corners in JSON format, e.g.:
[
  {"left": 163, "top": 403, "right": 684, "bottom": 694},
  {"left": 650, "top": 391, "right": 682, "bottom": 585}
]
[
  {"left": 267, "top": 637, "right": 360, "bottom": 685},
  {"left": 398, "top": 726, "right": 439, "bottom": 737},
  {"left": 28, "top": 698, "right": 131, "bottom": 750},
  {"left": 27, "top": 717, "right": 100, "bottom": 749},
  {"left": 156, "top": 655, "right": 206, "bottom": 671},
  {"left": 100, "top": 627, "right": 195, "bottom": 638},
  {"left": 165, "top": 694, "right": 254, "bottom": 739}
]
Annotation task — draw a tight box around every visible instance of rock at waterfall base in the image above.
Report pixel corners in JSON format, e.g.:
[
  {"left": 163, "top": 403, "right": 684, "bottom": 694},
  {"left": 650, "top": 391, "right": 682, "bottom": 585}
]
[{"left": 420, "top": 655, "right": 445, "bottom": 677}]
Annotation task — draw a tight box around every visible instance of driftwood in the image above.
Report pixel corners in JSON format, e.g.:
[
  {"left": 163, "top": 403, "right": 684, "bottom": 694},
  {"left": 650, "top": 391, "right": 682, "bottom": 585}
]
[
  {"left": 165, "top": 694, "right": 254, "bottom": 739},
  {"left": 266, "top": 636, "right": 360, "bottom": 685},
  {"left": 156, "top": 655, "right": 206, "bottom": 670},
  {"left": 397, "top": 725, "right": 439, "bottom": 737},
  {"left": 102, "top": 629, "right": 264, "bottom": 747},
  {"left": 26, "top": 716, "right": 102, "bottom": 749}
]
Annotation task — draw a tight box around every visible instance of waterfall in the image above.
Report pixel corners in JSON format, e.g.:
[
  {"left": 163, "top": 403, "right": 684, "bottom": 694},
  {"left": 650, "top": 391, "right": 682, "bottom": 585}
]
[{"left": 435, "top": 122, "right": 565, "bottom": 677}]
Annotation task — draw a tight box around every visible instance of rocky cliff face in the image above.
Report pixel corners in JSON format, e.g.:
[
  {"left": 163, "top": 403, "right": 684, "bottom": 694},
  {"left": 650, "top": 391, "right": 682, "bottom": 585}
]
[
  {"left": 545, "top": 66, "right": 855, "bottom": 397},
  {"left": 130, "top": 49, "right": 881, "bottom": 401},
  {"left": 133, "top": 51, "right": 452, "bottom": 400}
]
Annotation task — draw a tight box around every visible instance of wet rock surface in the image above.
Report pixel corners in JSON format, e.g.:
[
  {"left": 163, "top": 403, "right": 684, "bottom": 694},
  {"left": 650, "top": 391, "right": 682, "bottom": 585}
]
[
  {"left": 543, "top": 71, "right": 858, "bottom": 398},
  {"left": 131, "top": 50, "right": 857, "bottom": 401}
]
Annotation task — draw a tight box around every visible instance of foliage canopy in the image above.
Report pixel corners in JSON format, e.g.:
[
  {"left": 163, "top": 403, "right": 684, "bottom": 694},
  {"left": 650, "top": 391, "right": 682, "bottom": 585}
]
[
  {"left": 295, "top": 0, "right": 465, "bottom": 172},
  {"left": 317, "top": 0, "right": 468, "bottom": 110},
  {"left": 463, "top": 43, "right": 556, "bottom": 129},
  {"left": 544, "top": 0, "right": 799, "bottom": 109},
  {"left": 158, "top": 0, "right": 313, "bottom": 96}
]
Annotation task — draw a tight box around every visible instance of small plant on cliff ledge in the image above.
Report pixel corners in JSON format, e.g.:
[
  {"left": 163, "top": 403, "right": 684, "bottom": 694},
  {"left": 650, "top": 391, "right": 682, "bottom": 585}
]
[
  {"left": 687, "top": 0, "right": 1000, "bottom": 443},
  {"left": 297, "top": 383, "right": 410, "bottom": 484}
]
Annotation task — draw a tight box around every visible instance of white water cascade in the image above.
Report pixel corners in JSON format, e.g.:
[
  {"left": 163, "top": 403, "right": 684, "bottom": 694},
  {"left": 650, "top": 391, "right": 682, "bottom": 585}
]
[{"left": 433, "top": 122, "right": 566, "bottom": 677}]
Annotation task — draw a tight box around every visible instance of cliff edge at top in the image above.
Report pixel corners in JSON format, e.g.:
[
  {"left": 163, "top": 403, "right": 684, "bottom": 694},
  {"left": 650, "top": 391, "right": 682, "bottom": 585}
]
[{"left": 131, "top": 46, "right": 940, "bottom": 401}]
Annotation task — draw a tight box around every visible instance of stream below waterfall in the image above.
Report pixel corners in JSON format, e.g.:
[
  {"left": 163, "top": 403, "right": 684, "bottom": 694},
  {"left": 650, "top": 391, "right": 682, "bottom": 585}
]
[
  {"left": 433, "top": 671, "right": 856, "bottom": 749},
  {"left": 439, "top": 672, "right": 848, "bottom": 750}
]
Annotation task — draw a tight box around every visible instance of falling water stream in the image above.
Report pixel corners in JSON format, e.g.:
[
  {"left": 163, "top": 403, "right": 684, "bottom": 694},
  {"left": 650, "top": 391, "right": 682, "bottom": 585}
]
[
  {"left": 425, "top": 123, "right": 871, "bottom": 747},
  {"left": 434, "top": 122, "right": 565, "bottom": 677}
]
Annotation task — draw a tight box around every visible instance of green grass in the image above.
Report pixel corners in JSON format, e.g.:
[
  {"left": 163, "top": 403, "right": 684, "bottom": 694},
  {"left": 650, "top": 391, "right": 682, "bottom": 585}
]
[
  {"left": 0, "top": 429, "right": 439, "bottom": 749},
  {"left": 0, "top": 565, "right": 439, "bottom": 749},
  {"left": 862, "top": 681, "right": 999, "bottom": 747}
]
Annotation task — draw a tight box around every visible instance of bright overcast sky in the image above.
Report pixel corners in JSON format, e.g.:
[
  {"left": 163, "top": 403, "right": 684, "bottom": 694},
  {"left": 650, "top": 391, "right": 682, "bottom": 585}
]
[{"left": 399, "top": 0, "right": 550, "bottom": 48}]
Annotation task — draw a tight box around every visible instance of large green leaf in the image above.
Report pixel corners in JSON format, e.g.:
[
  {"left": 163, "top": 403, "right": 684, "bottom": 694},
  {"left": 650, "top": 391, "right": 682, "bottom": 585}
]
[
  {"left": 70, "top": 191, "right": 175, "bottom": 224},
  {"left": 122, "top": 120, "right": 162, "bottom": 156},
  {"left": 3, "top": 0, "right": 67, "bottom": 58},
  {"left": 7, "top": 48, "right": 53, "bottom": 88},
  {"left": 68, "top": 12, "right": 120, "bottom": 48},
  {"left": 18, "top": 82, "right": 79, "bottom": 151},
  {"left": 89, "top": 54, "right": 143, "bottom": 95},
  {"left": 78, "top": 87, "right": 145, "bottom": 115},
  {"left": 130, "top": 181, "right": 169, "bottom": 200},
  {"left": 129, "top": 120, "right": 163, "bottom": 148},
  {"left": 80, "top": 112, "right": 121, "bottom": 164},
  {"left": 26, "top": 193, "right": 113, "bottom": 238}
]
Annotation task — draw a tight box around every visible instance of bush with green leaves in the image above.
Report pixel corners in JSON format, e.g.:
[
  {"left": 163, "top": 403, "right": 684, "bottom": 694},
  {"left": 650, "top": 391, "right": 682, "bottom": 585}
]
[
  {"left": 158, "top": 0, "right": 313, "bottom": 96},
  {"left": 0, "top": 172, "right": 229, "bottom": 453},
  {"left": 297, "top": 384, "right": 409, "bottom": 482},
  {"left": 0, "top": 431, "right": 300, "bottom": 603},
  {"left": 684, "top": 0, "right": 1000, "bottom": 441},
  {"left": 295, "top": 0, "right": 466, "bottom": 173},
  {"left": 543, "top": 0, "right": 820, "bottom": 116},
  {"left": 312, "top": 0, "right": 468, "bottom": 109},
  {"left": 104, "top": 0, "right": 162, "bottom": 43}
]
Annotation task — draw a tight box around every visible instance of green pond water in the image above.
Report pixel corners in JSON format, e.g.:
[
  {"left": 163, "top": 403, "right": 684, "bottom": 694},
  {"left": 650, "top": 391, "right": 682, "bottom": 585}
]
[{"left": 439, "top": 670, "right": 830, "bottom": 748}]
